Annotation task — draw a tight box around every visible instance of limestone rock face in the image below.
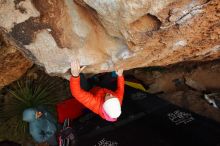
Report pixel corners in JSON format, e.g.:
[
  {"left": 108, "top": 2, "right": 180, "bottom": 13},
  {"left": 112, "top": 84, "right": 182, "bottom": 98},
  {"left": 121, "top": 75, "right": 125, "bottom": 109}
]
[{"left": 0, "top": 0, "right": 219, "bottom": 79}]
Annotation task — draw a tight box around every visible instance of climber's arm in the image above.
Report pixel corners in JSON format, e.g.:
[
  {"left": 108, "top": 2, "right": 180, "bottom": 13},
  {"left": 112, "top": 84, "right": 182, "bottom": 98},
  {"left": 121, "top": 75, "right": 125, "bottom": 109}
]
[
  {"left": 114, "top": 69, "right": 124, "bottom": 104},
  {"left": 70, "top": 60, "right": 99, "bottom": 112}
]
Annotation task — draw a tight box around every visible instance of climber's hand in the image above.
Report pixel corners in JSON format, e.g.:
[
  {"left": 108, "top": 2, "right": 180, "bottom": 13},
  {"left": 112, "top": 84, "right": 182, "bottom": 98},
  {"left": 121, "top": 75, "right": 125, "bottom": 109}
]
[
  {"left": 115, "top": 68, "right": 123, "bottom": 76},
  {"left": 71, "top": 59, "right": 86, "bottom": 77}
]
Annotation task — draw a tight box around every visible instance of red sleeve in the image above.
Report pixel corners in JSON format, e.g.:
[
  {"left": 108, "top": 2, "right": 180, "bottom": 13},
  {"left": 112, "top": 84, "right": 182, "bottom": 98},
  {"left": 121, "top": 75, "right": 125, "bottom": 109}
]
[
  {"left": 70, "top": 76, "right": 100, "bottom": 114},
  {"left": 114, "top": 76, "right": 125, "bottom": 105}
]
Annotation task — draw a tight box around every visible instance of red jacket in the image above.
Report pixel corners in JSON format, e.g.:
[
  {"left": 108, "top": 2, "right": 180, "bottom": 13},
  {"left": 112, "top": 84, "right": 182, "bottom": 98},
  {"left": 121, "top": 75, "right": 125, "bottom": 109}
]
[
  {"left": 56, "top": 98, "right": 85, "bottom": 123},
  {"left": 70, "top": 75, "right": 124, "bottom": 120}
]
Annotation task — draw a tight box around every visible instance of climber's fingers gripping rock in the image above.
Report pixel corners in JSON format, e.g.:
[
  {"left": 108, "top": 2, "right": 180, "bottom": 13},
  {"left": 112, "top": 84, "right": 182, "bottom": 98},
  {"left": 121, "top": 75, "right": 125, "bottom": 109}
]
[{"left": 71, "top": 59, "right": 86, "bottom": 77}]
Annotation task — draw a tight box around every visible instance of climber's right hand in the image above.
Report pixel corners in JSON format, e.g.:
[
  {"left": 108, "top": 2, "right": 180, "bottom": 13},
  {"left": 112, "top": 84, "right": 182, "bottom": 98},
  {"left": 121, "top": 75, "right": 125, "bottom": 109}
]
[{"left": 71, "top": 59, "right": 86, "bottom": 77}]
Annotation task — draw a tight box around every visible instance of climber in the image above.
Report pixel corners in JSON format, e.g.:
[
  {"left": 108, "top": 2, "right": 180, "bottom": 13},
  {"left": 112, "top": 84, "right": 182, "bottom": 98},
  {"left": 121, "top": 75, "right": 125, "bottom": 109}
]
[
  {"left": 70, "top": 59, "right": 124, "bottom": 122},
  {"left": 22, "top": 107, "right": 58, "bottom": 145}
]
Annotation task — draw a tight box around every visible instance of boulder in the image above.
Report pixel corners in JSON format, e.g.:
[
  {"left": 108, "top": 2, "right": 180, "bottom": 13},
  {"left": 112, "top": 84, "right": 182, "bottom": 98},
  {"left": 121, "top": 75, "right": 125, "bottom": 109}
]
[{"left": 0, "top": 0, "right": 219, "bottom": 80}]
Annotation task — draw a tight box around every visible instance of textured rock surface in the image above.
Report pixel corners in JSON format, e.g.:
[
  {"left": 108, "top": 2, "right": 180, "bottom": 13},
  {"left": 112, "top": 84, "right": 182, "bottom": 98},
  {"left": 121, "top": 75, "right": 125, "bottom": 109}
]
[
  {"left": 130, "top": 60, "right": 220, "bottom": 94},
  {"left": 0, "top": 28, "right": 32, "bottom": 88},
  {"left": 127, "top": 60, "right": 220, "bottom": 122},
  {"left": 0, "top": 0, "right": 219, "bottom": 78}
]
